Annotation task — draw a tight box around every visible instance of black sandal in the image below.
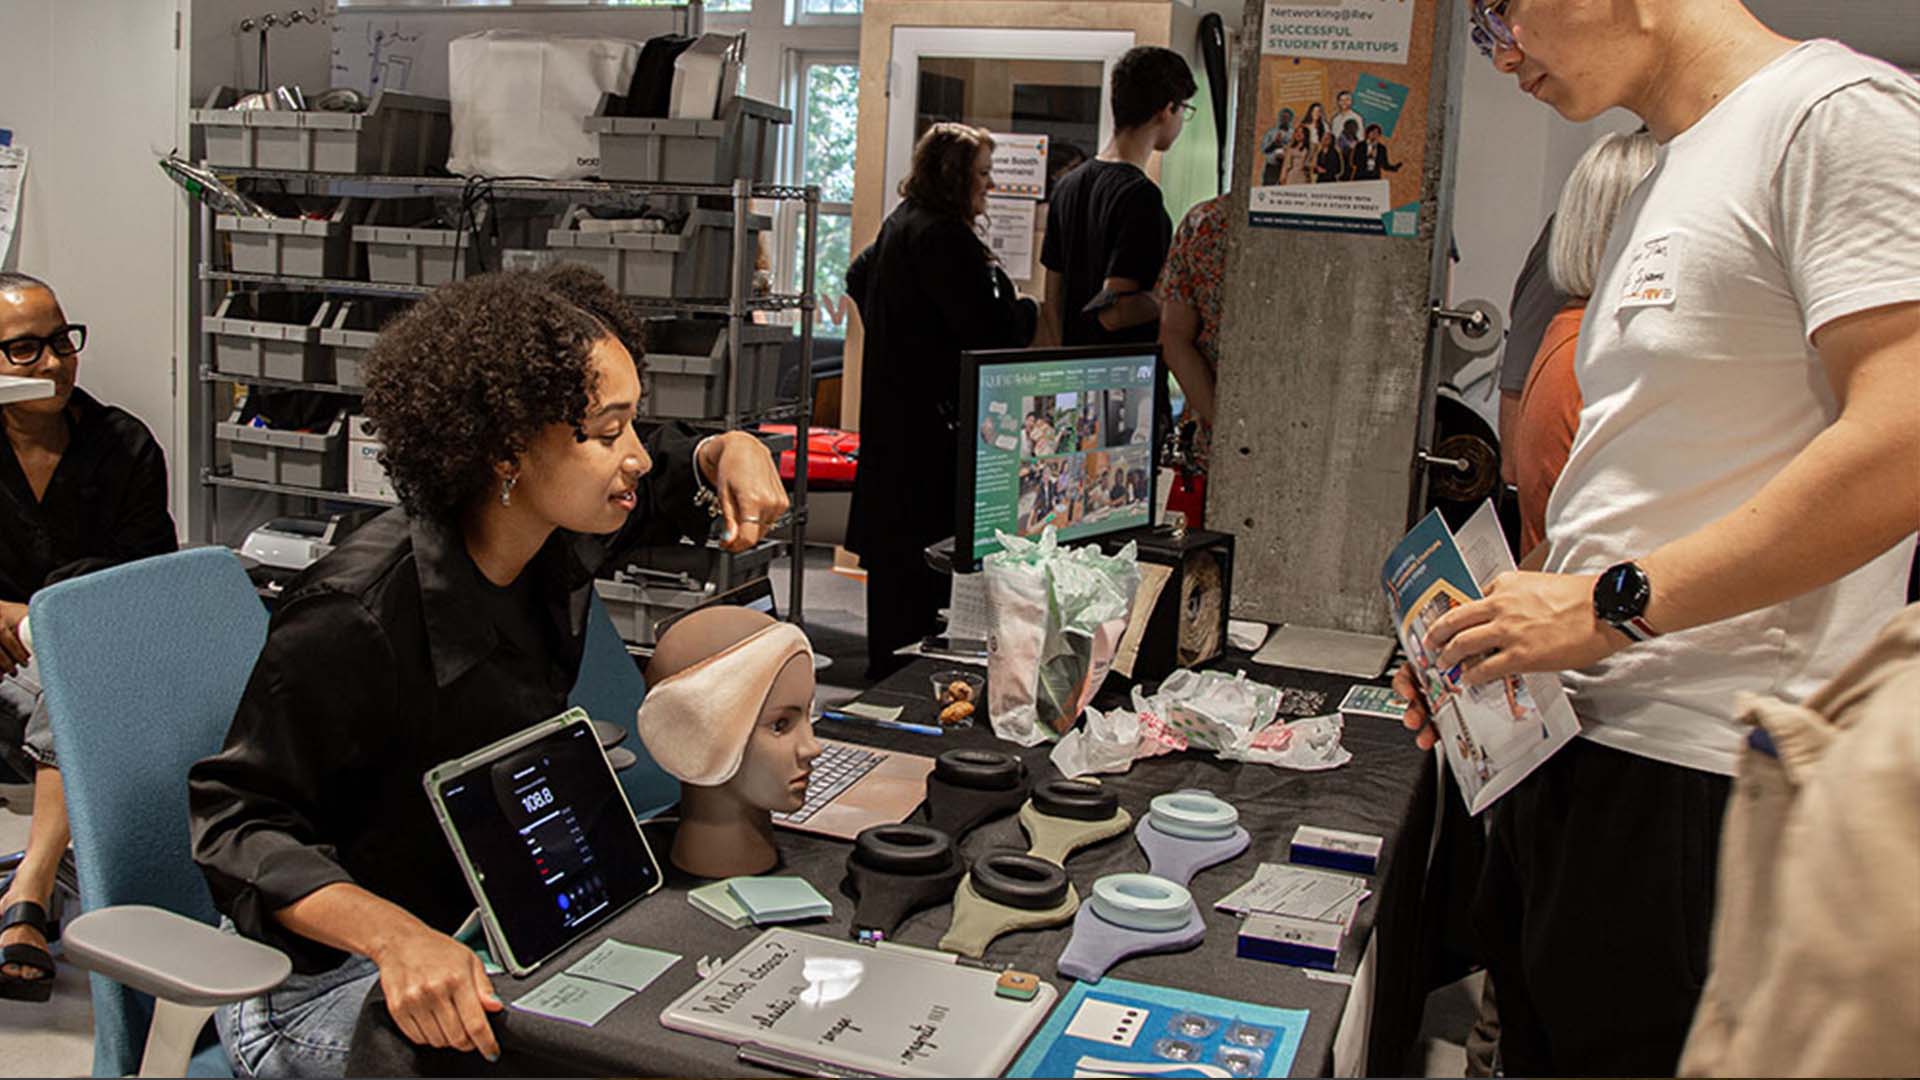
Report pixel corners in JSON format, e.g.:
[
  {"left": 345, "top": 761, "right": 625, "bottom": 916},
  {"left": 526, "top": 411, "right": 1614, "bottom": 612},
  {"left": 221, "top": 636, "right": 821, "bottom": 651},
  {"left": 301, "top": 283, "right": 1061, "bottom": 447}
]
[{"left": 1, "top": 900, "right": 57, "bottom": 1003}]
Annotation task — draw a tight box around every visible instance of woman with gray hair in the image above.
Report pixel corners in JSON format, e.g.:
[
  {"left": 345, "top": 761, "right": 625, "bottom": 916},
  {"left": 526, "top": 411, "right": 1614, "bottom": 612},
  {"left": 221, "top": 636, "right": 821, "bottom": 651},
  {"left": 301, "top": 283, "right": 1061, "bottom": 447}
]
[{"left": 1510, "top": 130, "right": 1658, "bottom": 557}]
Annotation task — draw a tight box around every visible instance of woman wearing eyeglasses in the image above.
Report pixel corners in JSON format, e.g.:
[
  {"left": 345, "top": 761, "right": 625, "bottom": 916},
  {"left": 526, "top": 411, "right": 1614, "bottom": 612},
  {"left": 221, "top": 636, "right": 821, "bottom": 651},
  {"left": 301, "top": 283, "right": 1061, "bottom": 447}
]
[{"left": 0, "top": 271, "right": 178, "bottom": 1003}]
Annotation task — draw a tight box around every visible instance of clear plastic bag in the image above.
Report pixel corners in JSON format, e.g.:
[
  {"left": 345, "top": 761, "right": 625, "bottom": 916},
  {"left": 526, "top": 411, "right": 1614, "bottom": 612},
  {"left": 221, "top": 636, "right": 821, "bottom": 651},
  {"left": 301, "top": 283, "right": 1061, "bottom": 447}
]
[{"left": 983, "top": 527, "right": 1139, "bottom": 747}]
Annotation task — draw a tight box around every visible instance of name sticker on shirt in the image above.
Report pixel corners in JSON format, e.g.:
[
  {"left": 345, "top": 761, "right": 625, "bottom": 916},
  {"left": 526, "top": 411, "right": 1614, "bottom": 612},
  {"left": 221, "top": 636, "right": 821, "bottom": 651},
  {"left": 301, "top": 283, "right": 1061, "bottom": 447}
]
[{"left": 1619, "top": 233, "right": 1680, "bottom": 308}]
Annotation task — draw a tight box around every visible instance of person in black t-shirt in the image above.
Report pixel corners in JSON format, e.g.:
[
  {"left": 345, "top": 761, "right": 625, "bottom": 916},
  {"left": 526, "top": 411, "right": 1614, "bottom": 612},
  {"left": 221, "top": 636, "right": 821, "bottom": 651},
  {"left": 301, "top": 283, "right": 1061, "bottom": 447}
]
[
  {"left": 0, "top": 272, "right": 178, "bottom": 1003},
  {"left": 1039, "top": 46, "right": 1196, "bottom": 349}
]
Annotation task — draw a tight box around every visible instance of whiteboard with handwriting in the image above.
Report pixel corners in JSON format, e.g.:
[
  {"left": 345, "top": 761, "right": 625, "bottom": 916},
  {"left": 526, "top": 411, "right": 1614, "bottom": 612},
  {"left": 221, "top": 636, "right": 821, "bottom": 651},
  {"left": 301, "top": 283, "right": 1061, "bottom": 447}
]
[{"left": 660, "top": 929, "right": 1058, "bottom": 1078}]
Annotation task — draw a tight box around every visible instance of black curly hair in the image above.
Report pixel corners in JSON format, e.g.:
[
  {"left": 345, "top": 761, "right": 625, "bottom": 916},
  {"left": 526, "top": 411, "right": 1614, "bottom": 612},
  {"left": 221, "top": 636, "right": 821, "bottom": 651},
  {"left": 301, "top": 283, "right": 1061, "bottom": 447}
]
[{"left": 361, "top": 263, "right": 647, "bottom": 525}]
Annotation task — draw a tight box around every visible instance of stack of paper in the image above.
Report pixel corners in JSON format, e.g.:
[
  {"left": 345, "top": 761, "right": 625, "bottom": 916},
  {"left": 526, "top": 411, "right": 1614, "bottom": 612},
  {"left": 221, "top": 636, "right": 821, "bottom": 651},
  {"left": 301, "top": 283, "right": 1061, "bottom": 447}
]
[
  {"left": 688, "top": 880, "right": 754, "bottom": 930},
  {"left": 1221, "top": 861, "right": 1376, "bottom": 974},
  {"left": 726, "top": 876, "right": 833, "bottom": 924},
  {"left": 1214, "top": 863, "right": 1370, "bottom": 925}
]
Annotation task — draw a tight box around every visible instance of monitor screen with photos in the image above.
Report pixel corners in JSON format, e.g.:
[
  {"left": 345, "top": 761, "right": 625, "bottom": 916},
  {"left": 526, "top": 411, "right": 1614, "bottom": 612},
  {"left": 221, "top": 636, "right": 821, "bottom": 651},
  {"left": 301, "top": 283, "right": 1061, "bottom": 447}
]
[{"left": 956, "top": 345, "right": 1166, "bottom": 568}]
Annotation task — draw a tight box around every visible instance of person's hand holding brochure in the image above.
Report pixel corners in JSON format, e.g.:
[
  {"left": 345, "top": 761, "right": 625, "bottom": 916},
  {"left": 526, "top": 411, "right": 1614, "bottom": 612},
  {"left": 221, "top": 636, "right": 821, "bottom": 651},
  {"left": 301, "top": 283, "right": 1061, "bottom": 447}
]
[{"left": 1381, "top": 502, "right": 1580, "bottom": 814}]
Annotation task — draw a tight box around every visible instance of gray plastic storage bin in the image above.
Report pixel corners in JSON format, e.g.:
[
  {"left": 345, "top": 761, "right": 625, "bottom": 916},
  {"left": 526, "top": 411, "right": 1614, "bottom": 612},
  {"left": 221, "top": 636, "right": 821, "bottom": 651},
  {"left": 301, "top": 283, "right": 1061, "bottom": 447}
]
[
  {"left": 638, "top": 318, "right": 789, "bottom": 420},
  {"left": 319, "top": 300, "right": 404, "bottom": 388},
  {"left": 192, "top": 87, "right": 452, "bottom": 175},
  {"left": 355, "top": 225, "right": 480, "bottom": 286},
  {"left": 204, "top": 293, "right": 332, "bottom": 382},
  {"left": 216, "top": 404, "right": 349, "bottom": 490},
  {"left": 218, "top": 200, "right": 367, "bottom": 278},
  {"left": 590, "top": 97, "right": 791, "bottom": 184},
  {"left": 547, "top": 209, "right": 769, "bottom": 300},
  {"left": 593, "top": 576, "right": 709, "bottom": 647}
]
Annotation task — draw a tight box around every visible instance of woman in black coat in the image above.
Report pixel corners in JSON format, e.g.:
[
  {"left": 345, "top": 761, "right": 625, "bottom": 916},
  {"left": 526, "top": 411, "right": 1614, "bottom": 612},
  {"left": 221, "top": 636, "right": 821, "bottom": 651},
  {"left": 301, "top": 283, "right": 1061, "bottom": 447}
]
[{"left": 845, "top": 123, "right": 1038, "bottom": 678}]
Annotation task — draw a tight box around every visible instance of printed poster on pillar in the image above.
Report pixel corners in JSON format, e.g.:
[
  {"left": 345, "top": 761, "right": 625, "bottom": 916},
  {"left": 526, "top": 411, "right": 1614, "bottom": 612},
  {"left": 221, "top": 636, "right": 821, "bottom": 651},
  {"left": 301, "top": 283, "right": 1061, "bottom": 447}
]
[{"left": 1250, "top": 0, "right": 1429, "bottom": 238}]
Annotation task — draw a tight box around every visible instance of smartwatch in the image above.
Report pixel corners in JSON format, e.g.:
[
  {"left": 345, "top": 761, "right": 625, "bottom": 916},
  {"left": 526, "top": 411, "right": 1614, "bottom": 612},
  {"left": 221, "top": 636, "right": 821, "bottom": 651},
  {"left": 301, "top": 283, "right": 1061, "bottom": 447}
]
[{"left": 1593, "top": 561, "right": 1658, "bottom": 642}]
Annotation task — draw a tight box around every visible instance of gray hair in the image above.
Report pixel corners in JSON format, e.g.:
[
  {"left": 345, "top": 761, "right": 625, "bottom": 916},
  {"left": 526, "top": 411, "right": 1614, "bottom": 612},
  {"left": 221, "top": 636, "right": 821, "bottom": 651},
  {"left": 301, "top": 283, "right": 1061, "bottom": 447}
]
[{"left": 1548, "top": 131, "right": 1658, "bottom": 298}]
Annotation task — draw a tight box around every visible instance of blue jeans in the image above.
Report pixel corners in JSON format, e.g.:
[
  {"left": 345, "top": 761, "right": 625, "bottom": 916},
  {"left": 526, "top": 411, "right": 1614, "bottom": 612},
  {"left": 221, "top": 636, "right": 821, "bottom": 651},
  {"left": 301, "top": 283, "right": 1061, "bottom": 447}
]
[
  {"left": 0, "top": 654, "right": 56, "bottom": 774},
  {"left": 215, "top": 922, "right": 379, "bottom": 1080}
]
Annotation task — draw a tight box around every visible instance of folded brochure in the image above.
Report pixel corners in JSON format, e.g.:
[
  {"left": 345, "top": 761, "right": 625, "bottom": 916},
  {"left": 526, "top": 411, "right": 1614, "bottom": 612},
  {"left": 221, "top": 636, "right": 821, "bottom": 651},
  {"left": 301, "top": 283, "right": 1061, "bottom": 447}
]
[{"left": 1381, "top": 501, "right": 1579, "bottom": 814}]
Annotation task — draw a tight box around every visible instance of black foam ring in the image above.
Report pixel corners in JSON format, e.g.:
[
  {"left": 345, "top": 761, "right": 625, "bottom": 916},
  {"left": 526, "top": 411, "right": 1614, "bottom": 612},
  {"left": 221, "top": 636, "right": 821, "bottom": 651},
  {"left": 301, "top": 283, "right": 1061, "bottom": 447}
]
[
  {"left": 846, "top": 859, "right": 966, "bottom": 939},
  {"left": 922, "top": 774, "right": 1032, "bottom": 840}
]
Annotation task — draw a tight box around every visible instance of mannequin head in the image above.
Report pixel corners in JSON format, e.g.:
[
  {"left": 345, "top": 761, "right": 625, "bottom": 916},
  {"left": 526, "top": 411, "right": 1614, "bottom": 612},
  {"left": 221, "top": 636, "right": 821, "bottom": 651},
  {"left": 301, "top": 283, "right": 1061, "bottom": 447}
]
[{"left": 639, "top": 605, "right": 820, "bottom": 878}]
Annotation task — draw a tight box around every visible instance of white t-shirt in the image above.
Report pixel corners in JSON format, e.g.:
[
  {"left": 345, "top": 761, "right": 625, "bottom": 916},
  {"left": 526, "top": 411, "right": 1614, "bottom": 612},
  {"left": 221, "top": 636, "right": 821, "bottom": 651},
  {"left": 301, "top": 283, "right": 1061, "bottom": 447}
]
[{"left": 1543, "top": 40, "right": 1920, "bottom": 776}]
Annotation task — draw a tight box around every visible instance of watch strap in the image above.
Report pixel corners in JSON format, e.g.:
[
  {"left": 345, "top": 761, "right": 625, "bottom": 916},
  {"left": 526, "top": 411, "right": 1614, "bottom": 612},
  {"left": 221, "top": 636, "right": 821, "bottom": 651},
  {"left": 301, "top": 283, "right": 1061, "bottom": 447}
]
[{"left": 1617, "top": 614, "right": 1658, "bottom": 643}]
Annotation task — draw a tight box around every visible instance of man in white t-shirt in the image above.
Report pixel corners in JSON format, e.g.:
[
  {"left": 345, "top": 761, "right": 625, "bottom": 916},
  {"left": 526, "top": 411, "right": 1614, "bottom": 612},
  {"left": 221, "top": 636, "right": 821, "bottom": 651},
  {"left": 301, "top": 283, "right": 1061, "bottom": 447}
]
[
  {"left": 1394, "top": 1, "right": 1920, "bottom": 1074},
  {"left": 1328, "top": 90, "right": 1363, "bottom": 149}
]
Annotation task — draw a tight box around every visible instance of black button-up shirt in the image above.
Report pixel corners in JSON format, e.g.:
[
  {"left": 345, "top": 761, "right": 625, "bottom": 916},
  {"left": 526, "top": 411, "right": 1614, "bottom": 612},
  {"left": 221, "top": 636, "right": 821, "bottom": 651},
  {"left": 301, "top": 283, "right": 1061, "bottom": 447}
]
[
  {"left": 189, "top": 423, "right": 708, "bottom": 972},
  {"left": 1, "top": 387, "right": 178, "bottom": 603}
]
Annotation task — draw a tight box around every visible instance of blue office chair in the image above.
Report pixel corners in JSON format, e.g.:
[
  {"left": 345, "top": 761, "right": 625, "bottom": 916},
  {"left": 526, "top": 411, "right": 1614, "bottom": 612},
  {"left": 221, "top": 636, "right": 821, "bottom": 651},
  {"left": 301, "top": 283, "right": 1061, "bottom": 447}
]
[
  {"left": 29, "top": 548, "right": 289, "bottom": 1078},
  {"left": 568, "top": 590, "right": 679, "bottom": 821}
]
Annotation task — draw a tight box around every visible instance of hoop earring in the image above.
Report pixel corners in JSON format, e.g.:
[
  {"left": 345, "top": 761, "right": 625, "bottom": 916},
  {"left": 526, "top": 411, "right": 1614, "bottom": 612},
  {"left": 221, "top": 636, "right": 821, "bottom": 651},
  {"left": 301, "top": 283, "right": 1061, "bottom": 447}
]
[{"left": 500, "top": 473, "right": 518, "bottom": 507}]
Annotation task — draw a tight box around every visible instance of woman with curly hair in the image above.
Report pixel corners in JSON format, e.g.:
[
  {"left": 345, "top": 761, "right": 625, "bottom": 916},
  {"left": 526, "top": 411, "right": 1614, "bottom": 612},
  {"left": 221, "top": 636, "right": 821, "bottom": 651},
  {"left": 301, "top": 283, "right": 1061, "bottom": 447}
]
[
  {"left": 844, "top": 122, "right": 1037, "bottom": 677},
  {"left": 188, "top": 264, "right": 785, "bottom": 1077}
]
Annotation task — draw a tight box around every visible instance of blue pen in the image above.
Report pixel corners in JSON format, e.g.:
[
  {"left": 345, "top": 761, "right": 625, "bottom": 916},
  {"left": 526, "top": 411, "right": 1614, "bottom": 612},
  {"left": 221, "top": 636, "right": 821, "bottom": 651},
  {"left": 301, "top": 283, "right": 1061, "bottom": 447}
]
[{"left": 821, "top": 708, "right": 944, "bottom": 737}]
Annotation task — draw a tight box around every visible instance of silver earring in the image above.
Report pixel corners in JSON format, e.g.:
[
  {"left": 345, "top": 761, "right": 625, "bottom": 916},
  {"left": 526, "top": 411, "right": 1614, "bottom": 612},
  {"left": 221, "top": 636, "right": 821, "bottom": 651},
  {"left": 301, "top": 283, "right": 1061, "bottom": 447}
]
[{"left": 500, "top": 474, "right": 517, "bottom": 506}]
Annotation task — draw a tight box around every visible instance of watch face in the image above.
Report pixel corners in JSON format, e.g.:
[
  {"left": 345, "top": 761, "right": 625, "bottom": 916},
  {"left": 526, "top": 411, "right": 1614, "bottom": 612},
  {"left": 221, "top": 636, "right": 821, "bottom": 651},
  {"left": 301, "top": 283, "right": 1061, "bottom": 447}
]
[{"left": 1595, "top": 562, "right": 1650, "bottom": 622}]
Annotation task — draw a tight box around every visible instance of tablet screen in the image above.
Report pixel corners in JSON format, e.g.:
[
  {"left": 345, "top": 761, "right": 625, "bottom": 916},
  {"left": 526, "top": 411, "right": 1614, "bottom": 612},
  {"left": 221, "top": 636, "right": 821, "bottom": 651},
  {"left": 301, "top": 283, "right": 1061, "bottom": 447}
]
[{"left": 436, "top": 721, "right": 658, "bottom": 968}]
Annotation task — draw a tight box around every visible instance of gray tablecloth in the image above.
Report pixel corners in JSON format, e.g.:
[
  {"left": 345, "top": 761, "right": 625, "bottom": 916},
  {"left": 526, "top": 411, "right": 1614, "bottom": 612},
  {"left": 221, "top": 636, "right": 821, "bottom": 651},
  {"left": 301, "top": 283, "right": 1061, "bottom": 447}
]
[{"left": 347, "top": 654, "right": 1435, "bottom": 1077}]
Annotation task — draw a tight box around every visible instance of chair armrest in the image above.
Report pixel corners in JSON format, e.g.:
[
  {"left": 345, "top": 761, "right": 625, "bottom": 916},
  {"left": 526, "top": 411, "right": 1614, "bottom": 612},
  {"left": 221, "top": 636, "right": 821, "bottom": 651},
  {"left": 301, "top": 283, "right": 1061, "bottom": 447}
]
[{"left": 62, "top": 905, "right": 291, "bottom": 1007}]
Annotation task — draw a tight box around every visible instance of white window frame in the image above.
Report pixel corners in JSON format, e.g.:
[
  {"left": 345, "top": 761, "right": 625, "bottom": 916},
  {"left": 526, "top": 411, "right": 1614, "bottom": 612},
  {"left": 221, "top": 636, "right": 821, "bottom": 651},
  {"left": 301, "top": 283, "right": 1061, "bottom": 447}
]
[
  {"left": 787, "top": 0, "right": 860, "bottom": 28},
  {"left": 775, "top": 48, "right": 858, "bottom": 335},
  {"left": 882, "top": 27, "right": 1135, "bottom": 217}
]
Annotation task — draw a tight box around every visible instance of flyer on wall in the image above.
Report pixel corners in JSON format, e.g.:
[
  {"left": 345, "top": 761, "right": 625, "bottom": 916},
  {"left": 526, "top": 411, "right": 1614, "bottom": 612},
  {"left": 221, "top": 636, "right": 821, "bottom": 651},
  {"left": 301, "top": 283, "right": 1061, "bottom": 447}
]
[
  {"left": 1380, "top": 502, "right": 1580, "bottom": 814},
  {"left": 1249, "top": 0, "right": 1433, "bottom": 238}
]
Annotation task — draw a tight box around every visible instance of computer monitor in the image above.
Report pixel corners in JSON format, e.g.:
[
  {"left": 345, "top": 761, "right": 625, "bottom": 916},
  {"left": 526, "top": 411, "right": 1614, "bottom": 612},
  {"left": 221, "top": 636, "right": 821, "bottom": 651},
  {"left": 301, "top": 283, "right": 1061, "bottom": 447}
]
[{"left": 955, "top": 345, "right": 1167, "bottom": 568}]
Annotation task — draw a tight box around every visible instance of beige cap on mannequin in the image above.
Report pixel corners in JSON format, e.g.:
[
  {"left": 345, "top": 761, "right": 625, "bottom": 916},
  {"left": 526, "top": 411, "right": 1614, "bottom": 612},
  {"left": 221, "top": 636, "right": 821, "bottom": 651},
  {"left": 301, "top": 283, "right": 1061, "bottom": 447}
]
[{"left": 641, "top": 606, "right": 821, "bottom": 878}]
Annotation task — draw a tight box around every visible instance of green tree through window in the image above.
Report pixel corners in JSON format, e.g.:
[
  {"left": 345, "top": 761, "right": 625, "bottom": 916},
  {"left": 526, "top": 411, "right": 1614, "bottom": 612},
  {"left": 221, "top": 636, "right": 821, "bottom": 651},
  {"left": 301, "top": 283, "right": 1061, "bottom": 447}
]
[{"left": 798, "top": 62, "right": 859, "bottom": 336}]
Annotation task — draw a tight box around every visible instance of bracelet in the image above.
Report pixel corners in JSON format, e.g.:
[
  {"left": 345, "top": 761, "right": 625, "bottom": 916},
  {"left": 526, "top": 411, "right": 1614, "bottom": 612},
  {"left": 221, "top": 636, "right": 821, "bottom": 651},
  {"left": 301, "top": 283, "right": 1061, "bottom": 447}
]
[{"left": 692, "top": 435, "right": 722, "bottom": 518}]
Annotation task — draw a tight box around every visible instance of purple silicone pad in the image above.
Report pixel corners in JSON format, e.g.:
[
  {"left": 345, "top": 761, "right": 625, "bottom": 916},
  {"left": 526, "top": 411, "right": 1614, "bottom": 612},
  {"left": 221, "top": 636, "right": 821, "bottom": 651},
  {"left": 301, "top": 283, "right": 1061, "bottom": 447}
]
[
  {"left": 1134, "top": 817, "right": 1252, "bottom": 888},
  {"left": 1056, "top": 900, "right": 1207, "bottom": 984}
]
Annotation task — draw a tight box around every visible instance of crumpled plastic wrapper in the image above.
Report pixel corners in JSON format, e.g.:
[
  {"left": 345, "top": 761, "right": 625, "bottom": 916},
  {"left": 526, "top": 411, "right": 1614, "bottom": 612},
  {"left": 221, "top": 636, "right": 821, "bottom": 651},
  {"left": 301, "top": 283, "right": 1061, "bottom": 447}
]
[
  {"left": 1049, "top": 669, "right": 1352, "bottom": 777},
  {"left": 1049, "top": 704, "right": 1141, "bottom": 778}
]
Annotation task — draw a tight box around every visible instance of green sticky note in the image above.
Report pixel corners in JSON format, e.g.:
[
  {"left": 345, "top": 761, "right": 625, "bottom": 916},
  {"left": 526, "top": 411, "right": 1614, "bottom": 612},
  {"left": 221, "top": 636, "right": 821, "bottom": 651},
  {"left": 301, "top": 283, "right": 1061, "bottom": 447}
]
[
  {"left": 839, "top": 702, "right": 905, "bottom": 722},
  {"left": 564, "top": 939, "right": 680, "bottom": 994},
  {"left": 727, "top": 876, "right": 833, "bottom": 923},
  {"left": 689, "top": 879, "right": 754, "bottom": 929},
  {"left": 510, "top": 972, "right": 633, "bottom": 1028}
]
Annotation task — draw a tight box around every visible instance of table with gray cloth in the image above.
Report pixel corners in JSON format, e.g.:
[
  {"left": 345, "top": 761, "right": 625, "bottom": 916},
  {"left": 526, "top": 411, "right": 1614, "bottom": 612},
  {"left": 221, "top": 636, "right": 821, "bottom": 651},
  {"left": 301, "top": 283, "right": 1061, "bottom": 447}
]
[{"left": 347, "top": 654, "right": 1437, "bottom": 1077}]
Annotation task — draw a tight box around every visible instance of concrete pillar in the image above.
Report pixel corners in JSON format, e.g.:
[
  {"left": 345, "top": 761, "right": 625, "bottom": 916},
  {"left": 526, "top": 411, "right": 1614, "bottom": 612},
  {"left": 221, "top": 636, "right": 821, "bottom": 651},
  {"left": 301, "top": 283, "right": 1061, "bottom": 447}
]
[{"left": 1207, "top": 0, "right": 1465, "bottom": 634}]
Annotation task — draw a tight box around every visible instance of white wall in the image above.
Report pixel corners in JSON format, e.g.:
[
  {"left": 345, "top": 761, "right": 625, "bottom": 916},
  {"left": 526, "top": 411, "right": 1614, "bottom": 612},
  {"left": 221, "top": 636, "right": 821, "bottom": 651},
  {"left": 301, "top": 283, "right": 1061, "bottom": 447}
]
[
  {"left": 1447, "top": 55, "right": 1637, "bottom": 319},
  {"left": 0, "top": 1, "right": 184, "bottom": 532},
  {"left": 1446, "top": 0, "right": 1918, "bottom": 380}
]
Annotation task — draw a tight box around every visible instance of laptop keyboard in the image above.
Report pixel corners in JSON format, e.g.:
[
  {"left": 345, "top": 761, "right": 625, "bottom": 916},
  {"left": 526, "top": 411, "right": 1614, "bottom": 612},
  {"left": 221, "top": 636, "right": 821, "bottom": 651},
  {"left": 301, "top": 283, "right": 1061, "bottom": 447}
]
[{"left": 774, "top": 743, "right": 888, "bottom": 824}]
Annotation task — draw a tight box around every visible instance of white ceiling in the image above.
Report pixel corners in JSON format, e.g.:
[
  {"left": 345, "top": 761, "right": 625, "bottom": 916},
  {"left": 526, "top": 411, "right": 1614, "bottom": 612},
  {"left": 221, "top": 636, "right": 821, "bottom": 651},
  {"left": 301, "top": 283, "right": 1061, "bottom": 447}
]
[{"left": 1746, "top": 0, "right": 1920, "bottom": 71}]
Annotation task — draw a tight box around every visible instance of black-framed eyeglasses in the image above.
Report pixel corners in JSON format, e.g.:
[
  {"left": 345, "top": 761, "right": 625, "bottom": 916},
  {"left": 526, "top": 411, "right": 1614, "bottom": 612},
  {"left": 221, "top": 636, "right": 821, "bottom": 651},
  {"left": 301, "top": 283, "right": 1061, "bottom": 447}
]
[
  {"left": 1178, "top": 102, "right": 1198, "bottom": 119},
  {"left": 1469, "top": 0, "right": 1516, "bottom": 60},
  {"left": 1, "top": 324, "right": 87, "bottom": 366}
]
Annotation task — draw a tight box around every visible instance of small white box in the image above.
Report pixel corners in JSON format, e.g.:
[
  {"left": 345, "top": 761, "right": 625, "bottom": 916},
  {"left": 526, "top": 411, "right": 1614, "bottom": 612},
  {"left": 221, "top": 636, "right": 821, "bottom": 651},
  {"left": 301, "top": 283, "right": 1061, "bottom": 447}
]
[
  {"left": 1290, "top": 825, "right": 1384, "bottom": 876},
  {"left": 1237, "top": 912, "right": 1344, "bottom": 971},
  {"left": 347, "top": 415, "right": 398, "bottom": 504}
]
